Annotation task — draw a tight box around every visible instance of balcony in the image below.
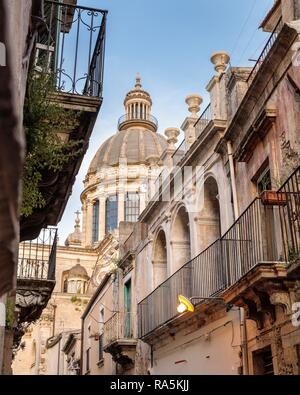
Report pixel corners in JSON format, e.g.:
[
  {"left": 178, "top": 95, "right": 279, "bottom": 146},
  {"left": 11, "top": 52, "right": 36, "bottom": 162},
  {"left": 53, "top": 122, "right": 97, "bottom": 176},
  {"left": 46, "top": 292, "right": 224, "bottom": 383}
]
[
  {"left": 247, "top": 18, "right": 283, "bottom": 86},
  {"left": 20, "top": 1, "right": 108, "bottom": 241},
  {"left": 103, "top": 312, "right": 137, "bottom": 368},
  {"left": 138, "top": 167, "right": 300, "bottom": 341},
  {"left": 16, "top": 228, "right": 57, "bottom": 329},
  {"left": 118, "top": 113, "right": 158, "bottom": 133},
  {"left": 38, "top": 1, "right": 107, "bottom": 97}
]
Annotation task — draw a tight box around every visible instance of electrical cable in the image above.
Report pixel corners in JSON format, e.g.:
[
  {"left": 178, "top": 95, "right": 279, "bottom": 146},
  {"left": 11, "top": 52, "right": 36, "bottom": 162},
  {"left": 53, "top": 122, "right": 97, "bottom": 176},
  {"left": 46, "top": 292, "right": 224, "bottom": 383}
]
[{"left": 231, "top": 0, "right": 259, "bottom": 59}]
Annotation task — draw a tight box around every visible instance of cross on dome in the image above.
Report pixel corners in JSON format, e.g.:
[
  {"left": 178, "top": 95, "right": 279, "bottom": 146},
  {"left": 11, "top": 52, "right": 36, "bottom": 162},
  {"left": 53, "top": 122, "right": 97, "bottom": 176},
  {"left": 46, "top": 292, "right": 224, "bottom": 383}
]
[{"left": 135, "top": 73, "right": 142, "bottom": 90}]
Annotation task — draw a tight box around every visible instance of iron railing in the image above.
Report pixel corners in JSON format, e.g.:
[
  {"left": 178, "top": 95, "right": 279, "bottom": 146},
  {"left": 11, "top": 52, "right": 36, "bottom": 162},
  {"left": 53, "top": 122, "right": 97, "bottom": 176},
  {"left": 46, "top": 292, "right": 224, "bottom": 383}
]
[
  {"left": 138, "top": 189, "right": 290, "bottom": 338},
  {"left": 118, "top": 113, "right": 158, "bottom": 129},
  {"left": 36, "top": 1, "right": 107, "bottom": 97},
  {"left": 194, "top": 104, "right": 212, "bottom": 136},
  {"left": 103, "top": 312, "right": 136, "bottom": 347},
  {"left": 247, "top": 18, "right": 283, "bottom": 86},
  {"left": 171, "top": 104, "right": 212, "bottom": 167},
  {"left": 17, "top": 228, "right": 58, "bottom": 281},
  {"left": 278, "top": 167, "right": 300, "bottom": 262},
  {"left": 171, "top": 140, "right": 185, "bottom": 166}
]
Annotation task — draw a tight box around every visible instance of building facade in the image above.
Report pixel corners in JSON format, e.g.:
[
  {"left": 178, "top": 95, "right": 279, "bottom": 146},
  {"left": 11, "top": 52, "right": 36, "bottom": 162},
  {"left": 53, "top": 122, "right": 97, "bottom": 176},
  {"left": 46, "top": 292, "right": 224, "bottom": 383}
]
[
  {"left": 12, "top": 0, "right": 300, "bottom": 376},
  {"left": 1, "top": 0, "right": 108, "bottom": 375},
  {"left": 13, "top": 76, "right": 168, "bottom": 375},
  {"left": 81, "top": 0, "right": 300, "bottom": 376}
]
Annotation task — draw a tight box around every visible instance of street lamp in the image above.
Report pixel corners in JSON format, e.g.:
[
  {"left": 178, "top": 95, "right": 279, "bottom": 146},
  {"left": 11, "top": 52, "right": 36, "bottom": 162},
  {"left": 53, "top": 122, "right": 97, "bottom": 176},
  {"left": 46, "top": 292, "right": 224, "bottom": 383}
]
[{"left": 177, "top": 295, "right": 225, "bottom": 314}]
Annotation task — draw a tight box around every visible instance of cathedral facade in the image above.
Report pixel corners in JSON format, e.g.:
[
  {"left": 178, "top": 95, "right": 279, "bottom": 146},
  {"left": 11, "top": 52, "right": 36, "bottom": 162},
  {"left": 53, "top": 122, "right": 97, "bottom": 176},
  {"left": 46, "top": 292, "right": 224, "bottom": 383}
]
[{"left": 13, "top": 77, "right": 168, "bottom": 375}]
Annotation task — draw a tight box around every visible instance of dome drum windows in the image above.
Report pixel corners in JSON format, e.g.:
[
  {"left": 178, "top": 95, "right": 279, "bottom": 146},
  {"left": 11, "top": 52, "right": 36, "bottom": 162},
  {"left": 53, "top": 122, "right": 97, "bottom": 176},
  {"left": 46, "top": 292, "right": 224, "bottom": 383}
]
[
  {"left": 124, "top": 192, "right": 140, "bottom": 222},
  {"left": 61, "top": 264, "right": 89, "bottom": 295},
  {"left": 92, "top": 200, "right": 99, "bottom": 243},
  {"left": 105, "top": 194, "right": 118, "bottom": 234},
  {"left": 67, "top": 279, "right": 87, "bottom": 294}
]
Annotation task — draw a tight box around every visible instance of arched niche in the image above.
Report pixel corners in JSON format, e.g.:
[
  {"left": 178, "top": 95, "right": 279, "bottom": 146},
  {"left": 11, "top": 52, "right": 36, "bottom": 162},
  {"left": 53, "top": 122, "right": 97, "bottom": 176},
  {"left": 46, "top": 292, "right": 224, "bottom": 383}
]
[
  {"left": 171, "top": 205, "right": 191, "bottom": 273},
  {"left": 197, "top": 176, "right": 221, "bottom": 252},
  {"left": 152, "top": 229, "right": 168, "bottom": 288}
]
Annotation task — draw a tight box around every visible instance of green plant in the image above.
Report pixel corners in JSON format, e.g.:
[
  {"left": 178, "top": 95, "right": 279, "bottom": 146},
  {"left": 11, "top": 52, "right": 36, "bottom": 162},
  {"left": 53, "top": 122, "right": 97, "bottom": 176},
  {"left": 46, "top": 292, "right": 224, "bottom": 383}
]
[
  {"left": 5, "top": 298, "right": 15, "bottom": 329},
  {"left": 108, "top": 256, "right": 121, "bottom": 276},
  {"left": 288, "top": 246, "right": 300, "bottom": 262},
  {"left": 260, "top": 172, "right": 272, "bottom": 191},
  {"left": 71, "top": 295, "right": 82, "bottom": 304},
  {"left": 21, "top": 71, "right": 83, "bottom": 217}
]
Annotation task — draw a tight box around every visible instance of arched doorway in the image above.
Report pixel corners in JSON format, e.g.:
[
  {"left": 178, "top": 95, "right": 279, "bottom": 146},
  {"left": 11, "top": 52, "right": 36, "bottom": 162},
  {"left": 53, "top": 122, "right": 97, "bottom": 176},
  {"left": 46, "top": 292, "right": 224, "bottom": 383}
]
[
  {"left": 152, "top": 229, "right": 168, "bottom": 288},
  {"left": 171, "top": 205, "right": 191, "bottom": 273},
  {"left": 197, "top": 177, "right": 221, "bottom": 252}
]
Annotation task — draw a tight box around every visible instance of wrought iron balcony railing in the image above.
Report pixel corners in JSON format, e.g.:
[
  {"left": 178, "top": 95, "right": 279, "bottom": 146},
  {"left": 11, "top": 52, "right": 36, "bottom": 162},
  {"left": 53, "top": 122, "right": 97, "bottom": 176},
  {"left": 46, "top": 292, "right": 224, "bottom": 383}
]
[
  {"left": 247, "top": 17, "right": 283, "bottom": 86},
  {"left": 138, "top": 166, "right": 300, "bottom": 338},
  {"left": 36, "top": 1, "right": 107, "bottom": 97},
  {"left": 171, "top": 140, "right": 185, "bottom": 167},
  {"left": 278, "top": 167, "right": 300, "bottom": 262},
  {"left": 194, "top": 103, "right": 212, "bottom": 135},
  {"left": 103, "top": 312, "right": 136, "bottom": 348},
  {"left": 17, "top": 228, "right": 58, "bottom": 281},
  {"left": 118, "top": 114, "right": 158, "bottom": 130}
]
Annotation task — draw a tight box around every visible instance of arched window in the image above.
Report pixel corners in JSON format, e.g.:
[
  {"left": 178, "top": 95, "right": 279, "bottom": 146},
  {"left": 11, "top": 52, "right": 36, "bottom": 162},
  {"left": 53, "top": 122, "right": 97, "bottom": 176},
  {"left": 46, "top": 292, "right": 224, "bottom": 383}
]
[
  {"left": 92, "top": 200, "right": 99, "bottom": 243},
  {"left": 135, "top": 103, "right": 138, "bottom": 119},
  {"left": 105, "top": 194, "right": 118, "bottom": 234},
  {"left": 124, "top": 193, "right": 140, "bottom": 222},
  {"left": 140, "top": 103, "right": 143, "bottom": 119}
]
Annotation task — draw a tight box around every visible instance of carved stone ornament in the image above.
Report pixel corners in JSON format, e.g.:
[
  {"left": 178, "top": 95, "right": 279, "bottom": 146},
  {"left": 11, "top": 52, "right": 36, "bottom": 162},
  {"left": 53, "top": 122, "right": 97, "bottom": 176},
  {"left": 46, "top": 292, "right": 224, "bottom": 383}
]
[{"left": 269, "top": 291, "right": 292, "bottom": 314}]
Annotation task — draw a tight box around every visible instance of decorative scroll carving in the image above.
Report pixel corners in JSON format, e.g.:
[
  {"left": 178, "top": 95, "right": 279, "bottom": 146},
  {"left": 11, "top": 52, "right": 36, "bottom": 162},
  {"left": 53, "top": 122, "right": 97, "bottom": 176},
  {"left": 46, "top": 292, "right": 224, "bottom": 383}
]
[{"left": 269, "top": 291, "right": 292, "bottom": 314}]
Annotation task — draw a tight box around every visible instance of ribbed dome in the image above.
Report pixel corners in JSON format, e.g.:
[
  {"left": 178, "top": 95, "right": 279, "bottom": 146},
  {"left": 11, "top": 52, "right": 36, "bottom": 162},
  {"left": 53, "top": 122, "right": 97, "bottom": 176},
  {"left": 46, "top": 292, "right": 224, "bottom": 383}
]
[
  {"left": 88, "top": 128, "right": 167, "bottom": 172},
  {"left": 68, "top": 264, "right": 89, "bottom": 280}
]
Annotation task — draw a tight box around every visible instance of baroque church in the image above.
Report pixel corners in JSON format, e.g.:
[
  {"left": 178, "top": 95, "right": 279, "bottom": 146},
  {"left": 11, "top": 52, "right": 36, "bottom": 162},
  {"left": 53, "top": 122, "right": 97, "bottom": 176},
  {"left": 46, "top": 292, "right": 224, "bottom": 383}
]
[{"left": 13, "top": 76, "right": 168, "bottom": 375}]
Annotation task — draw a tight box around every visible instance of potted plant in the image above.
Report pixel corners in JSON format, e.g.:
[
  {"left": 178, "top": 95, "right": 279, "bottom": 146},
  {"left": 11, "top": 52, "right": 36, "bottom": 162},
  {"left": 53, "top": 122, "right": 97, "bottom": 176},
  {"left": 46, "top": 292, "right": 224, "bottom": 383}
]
[
  {"left": 259, "top": 173, "right": 287, "bottom": 206},
  {"left": 260, "top": 190, "right": 287, "bottom": 206}
]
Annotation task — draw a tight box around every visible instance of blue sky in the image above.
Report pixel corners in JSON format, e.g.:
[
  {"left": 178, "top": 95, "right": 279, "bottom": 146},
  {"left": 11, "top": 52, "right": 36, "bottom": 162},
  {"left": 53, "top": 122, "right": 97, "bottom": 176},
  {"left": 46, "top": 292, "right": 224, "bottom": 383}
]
[{"left": 57, "top": 0, "right": 273, "bottom": 244}]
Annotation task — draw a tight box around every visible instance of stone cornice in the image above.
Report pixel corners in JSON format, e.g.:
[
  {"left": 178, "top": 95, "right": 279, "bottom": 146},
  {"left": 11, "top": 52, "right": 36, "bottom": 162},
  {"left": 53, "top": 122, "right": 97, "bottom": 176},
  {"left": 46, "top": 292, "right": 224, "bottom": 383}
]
[{"left": 218, "top": 23, "right": 298, "bottom": 155}]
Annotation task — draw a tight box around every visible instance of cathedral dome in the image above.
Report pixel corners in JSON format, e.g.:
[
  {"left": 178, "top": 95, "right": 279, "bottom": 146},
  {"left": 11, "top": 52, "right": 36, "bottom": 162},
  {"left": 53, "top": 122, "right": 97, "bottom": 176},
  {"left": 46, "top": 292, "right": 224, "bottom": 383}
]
[
  {"left": 87, "top": 74, "right": 167, "bottom": 174},
  {"left": 88, "top": 128, "right": 167, "bottom": 172}
]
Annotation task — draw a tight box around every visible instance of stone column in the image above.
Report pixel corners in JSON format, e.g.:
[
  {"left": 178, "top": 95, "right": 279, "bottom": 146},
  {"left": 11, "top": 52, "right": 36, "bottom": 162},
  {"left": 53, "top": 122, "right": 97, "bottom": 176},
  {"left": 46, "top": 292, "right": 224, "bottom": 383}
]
[
  {"left": 81, "top": 200, "right": 87, "bottom": 247},
  {"left": 118, "top": 192, "right": 125, "bottom": 224},
  {"left": 99, "top": 196, "right": 106, "bottom": 241},
  {"left": 85, "top": 200, "right": 93, "bottom": 247},
  {"left": 182, "top": 95, "right": 202, "bottom": 148},
  {"left": 207, "top": 51, "right": 230, "bottom": 120}
]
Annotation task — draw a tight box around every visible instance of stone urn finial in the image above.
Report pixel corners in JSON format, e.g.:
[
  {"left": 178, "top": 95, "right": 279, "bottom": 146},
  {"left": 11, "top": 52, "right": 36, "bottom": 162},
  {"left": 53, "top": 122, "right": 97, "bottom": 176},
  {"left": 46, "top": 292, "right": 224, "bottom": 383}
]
[
  {"left": 164, "top": 128, "right": 180, "bottom": 150},
  {"left": 185, "top": 94, "right": 203, "bottom": 118},
  {"left": 146, "top": 154, "right": 160, "bottom": 167},
  {"left": 210, "top": 51, "right": 230, "bottom": 75}
]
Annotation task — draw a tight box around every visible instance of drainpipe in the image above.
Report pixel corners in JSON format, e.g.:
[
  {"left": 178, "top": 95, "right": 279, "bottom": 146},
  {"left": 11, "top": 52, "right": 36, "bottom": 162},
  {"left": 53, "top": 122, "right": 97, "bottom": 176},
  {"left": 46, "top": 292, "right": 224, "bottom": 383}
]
[
  {"left": 52, "top": 304, "right": 57, "bottom": 337},
  {"left": 0, "top": 294, "right": 6, "bottom": 374},
  {"left": 57, "top": 336, "right": 61, "bottom": 375},
  {"left": 240, "top": 307, "right": 249, "bottom": 375},
  {"left": 80, "top": 318, "right": 84, "bottom": 376},
  {"left": 227, "top": 140, "right": 239, "bottom": 220}
]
